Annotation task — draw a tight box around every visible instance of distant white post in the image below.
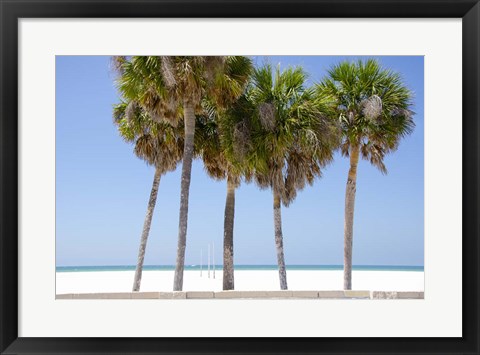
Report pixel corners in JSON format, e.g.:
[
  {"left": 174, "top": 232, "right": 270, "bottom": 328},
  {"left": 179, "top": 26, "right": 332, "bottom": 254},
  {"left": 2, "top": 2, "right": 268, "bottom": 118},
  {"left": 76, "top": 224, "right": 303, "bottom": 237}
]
[
  {"left": 208, "top": 244, "right": 210, "bottom": 278},
  {"left": 200, "top": 249, "right": 202, "bottom": 277},
  {"left": 213, "top": 242, "right": 215, "bottom": 279}
]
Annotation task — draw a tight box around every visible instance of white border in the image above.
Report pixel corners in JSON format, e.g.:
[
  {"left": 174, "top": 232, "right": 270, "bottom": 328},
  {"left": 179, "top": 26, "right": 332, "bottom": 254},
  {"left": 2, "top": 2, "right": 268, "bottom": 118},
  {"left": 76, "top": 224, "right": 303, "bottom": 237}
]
[{"left": 19, "top": 19, "right": 462, "bottom": 337}]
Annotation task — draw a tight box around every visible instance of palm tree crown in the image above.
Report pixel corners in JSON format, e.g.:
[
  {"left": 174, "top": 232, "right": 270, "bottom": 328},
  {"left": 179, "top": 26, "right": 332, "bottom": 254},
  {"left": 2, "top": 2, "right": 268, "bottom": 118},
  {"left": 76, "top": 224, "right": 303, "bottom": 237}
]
[
  {"left": 317, "top": 59, "right": 414, "bottom": 172},
  {"left": 113, "top": 101, "right": 183, "bottom": 173},
  {"left": 249, "top": 64, "right": 338, "bottom": 204}
]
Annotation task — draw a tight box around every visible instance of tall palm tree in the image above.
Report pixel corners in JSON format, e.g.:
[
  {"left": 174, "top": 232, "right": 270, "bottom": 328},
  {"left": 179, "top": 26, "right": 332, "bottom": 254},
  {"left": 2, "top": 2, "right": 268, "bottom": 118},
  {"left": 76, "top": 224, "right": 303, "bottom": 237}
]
[
  {"left": 113, "top": 101, "right": 183, "bottom": 291},
  {"left": 248, "top": 64, "right": 338, "bottom": 290},
  {"left": 195, "top": 113, "right": 238, "bottom": 290},
  {"left": 317, "top": 59, "right": 414, "bottom": 290},
  {"left": 115, "top": 56, "right": 252, "bottom": 290},
  {"left": 196, "top": 95, "right": 255, "bottom": 290}
]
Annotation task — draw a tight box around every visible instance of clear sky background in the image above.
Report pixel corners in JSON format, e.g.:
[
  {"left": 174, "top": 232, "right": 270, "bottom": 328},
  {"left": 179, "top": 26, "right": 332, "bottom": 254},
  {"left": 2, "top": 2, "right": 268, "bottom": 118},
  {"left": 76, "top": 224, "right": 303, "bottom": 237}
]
[{"left": 56, "top": 56, "right": 424, "bottom": 267}]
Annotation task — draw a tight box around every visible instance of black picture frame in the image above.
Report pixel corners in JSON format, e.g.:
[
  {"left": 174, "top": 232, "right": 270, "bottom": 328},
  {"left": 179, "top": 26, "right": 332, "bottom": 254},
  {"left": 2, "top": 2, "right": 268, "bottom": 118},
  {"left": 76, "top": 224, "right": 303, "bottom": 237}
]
[{"left": 1, "top": 1, "right": 478, "bottom": 354}]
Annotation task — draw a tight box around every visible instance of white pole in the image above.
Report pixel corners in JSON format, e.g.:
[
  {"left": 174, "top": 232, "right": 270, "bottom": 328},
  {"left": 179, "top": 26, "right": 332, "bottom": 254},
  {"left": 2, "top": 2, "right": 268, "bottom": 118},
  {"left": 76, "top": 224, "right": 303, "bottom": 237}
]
[
  {"left": 208, "top": 244, "right": 210, "bottom": 278},
  {"left": 200, "top": 249, "right": 202, "bottom": 277},
  {"left": 213, "top": 242, "right": 215, "bottom": 279}
]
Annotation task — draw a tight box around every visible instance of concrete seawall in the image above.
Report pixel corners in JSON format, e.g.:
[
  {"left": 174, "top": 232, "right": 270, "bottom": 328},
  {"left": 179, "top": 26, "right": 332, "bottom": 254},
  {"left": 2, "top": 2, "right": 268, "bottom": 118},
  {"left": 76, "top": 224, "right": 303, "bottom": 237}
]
[{"left": 56, "top": 290, "right": 424, "bottom": 300}]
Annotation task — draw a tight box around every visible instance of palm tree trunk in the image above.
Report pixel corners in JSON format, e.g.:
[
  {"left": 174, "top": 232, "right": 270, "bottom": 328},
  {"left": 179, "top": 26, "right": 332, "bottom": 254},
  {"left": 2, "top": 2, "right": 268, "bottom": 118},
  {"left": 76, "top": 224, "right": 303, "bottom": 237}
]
[
  {"left": 273, "top": 190, "right": 288, "bottom": 290},
  {"left": 222, "top": 176, "right": 236, "bottom": 290},
  {"left": 132, "top": 168, "right": 161, "bottom": 292},
  {"left": 344, "top": 144, "right": 360, "bottom": 290},
  {"left": 173, "top": 100, "right": 196, "bottom": 291}
]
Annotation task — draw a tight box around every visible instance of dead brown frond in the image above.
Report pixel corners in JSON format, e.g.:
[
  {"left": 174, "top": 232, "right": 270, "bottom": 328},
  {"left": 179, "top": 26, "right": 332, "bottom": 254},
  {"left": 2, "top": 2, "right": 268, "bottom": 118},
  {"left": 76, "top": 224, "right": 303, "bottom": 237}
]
[
  {"left": 110, "top": 56, "right": 126, "bottom": 75},
  {"left": 125, "top": 100, "right": 137, "bottom": 122},
  {"left": 362, "top": 95, "right": 382, "bottom": 121},
  {"left": 391, "top": 107, "right": 413, "bottom": 118},
  {"left": 203, "top": 56, "right": 227, "bottom": 82},
  {"left": 160, "top": 56, "right": 177, "bottom": 88},
  {"left": 203, "top": 151, "right": 227, "bottom": 180},
  {"left": 258, "top": 102, "right": 276, "bottom": 131},
  {"left": 233, "top": 121, "right": 251, "bottom": 160},
  {"left": 134, "top": 135, "right": 155, "bottom": 165}
]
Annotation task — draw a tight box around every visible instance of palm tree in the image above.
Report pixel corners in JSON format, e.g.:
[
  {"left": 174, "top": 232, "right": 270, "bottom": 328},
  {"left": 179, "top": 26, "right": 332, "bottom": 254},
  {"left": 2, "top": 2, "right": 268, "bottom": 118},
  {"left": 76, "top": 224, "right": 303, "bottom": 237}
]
[
  {"left": 317, "top": 59, "right": 414, "bottom": 290},
  {"left": 113, "top": 101, "right": 183, "bottom": 291},
  {"left": 195, "top": 113, "right": 238, "bottom": 290},
  {"left": 115, "top": 56, "right": 252, "bottom": 290},
  {"left": 248, "top": 64, "right": 338, "bottom": 290},
  {"left": 196, "top": 95, "right": 255, "bottom": 290}
]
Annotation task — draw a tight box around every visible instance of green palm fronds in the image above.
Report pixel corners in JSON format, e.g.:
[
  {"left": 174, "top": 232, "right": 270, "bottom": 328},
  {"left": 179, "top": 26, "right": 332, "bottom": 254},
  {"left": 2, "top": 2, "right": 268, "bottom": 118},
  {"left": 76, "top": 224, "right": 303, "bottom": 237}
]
[
  {"left": 247, "top": 64, "right": 338, "bottom": 205},
  {"left": 317, "top": 58, "right": 414, "bottom": 170}
]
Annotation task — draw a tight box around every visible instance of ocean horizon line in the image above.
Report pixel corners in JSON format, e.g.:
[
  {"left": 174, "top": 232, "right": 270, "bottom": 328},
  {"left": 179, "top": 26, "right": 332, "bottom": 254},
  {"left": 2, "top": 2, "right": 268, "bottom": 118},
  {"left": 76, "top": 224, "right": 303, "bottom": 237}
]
[{"left": 56, "top": 264, "right": 424, "bottom": 272}]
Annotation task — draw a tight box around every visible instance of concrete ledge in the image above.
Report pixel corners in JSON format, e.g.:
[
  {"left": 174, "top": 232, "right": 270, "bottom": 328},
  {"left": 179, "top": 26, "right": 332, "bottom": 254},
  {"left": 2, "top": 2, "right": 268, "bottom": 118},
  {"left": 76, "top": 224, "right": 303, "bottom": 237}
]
[
  {"left": 372, "top": 291, "right": 424, "bottom": 299},
  {"left": 397, "top": 291, "right": 424, "bottom": 299},
  {"left": 371, "top": 291, "right": 397, "bottom": 299},
  {"left": 186, "top": 291, "right": 214, "bottom": 299},
  {"left": 239, "top": 291, "right": 294, "bottom": 298},
  {"left": 131, "top": 291, "right": 188, "bottom": 299},
  {"left": 215, "top": 291, "right": 244, "bottom": 299},
  {"left": 172, "top": 292, "right": 187, "bottom": 299},
  {"left": 132, "top": 292, "right": 161, "bottom": 299},
  {"left": 56, "top": 290, "right": 424, "bottom": 300},
  {"left": 72, "top": 292, "right": 133, "bottom": 299},
  {"left": 344, "top": 290, "right": 370, "bottom": 299},
  {"left": 291, "top": 291, "right": 319, "bottom": 298},
  {"left": 317, "top": 291, "right": 345, "bottom": 298}
]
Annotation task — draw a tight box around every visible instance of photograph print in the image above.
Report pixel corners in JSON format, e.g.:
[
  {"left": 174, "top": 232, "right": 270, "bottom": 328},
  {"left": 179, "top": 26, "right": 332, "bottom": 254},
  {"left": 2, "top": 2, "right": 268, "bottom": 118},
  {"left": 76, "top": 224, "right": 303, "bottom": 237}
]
[{"left": 56, "top": 55, "right": 424, "bottom": 300}]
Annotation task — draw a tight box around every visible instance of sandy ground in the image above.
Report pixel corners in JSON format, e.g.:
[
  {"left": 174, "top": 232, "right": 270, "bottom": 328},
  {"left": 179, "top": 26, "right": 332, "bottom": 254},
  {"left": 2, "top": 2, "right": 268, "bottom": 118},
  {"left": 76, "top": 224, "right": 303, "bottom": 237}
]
[{"left": 56, "top": 269, "right": 424, "bottom": 294}]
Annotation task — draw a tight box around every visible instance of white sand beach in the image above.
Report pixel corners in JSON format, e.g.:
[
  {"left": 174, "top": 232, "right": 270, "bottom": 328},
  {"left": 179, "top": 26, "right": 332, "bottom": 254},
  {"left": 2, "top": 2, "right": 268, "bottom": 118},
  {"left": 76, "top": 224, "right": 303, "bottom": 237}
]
[{"left": 56, "top": 270, "right": 424, "bottom": 294}]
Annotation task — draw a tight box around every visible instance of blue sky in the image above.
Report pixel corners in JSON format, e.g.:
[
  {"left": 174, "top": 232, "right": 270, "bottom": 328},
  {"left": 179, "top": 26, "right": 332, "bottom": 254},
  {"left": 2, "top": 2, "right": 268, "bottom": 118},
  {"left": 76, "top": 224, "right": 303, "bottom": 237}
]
[{"left": 56, "top": 56, "right": 424, "bottom": 267}]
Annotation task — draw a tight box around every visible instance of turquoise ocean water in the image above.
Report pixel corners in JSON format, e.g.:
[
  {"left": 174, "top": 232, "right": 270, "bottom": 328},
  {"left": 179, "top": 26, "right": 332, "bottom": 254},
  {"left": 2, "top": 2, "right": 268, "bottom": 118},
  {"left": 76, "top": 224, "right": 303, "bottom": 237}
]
[{"left": 56, "top": 265, "right": 423, "bottom": 273}]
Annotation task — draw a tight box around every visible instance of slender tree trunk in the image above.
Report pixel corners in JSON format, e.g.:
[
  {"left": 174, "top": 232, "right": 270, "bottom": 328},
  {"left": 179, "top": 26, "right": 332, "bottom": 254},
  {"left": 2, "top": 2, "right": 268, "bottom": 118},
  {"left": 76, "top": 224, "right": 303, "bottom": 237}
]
[
  {"left": 273, "top": 190, "right": 288, "bottom": 290},
  {"left": 132, "top": 168, "right": 162, "bottom": 292},
  {"left": 343, "top": 145, "right": 360, "bottom": 290},
  {"left": 223, "top": 176, "right": 236, "bottom": 290},
  {"left": 173, "top": 100, "right": 196, "bottom": 291}
]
